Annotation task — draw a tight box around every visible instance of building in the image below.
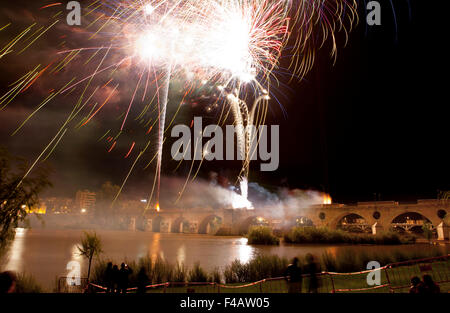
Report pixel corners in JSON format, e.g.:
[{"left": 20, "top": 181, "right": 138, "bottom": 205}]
[
  {"left": 24, "top": 203, "right": 47, "bottom": 214},
  {"left": 43, "top": 197, "right": 75, "bottom": 214},
  {"left": 75, "top": 190, "right": 96, "bottom": 213}
]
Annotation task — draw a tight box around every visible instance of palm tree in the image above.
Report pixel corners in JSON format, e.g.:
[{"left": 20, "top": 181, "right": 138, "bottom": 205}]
[{"left": 78, "top": 231, "right": 103, "bottom": 281}]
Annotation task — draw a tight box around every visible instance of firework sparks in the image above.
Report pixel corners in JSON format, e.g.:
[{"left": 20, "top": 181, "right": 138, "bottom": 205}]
[{"left": 1, "top": 0, "right": 358, "bottom": 208}]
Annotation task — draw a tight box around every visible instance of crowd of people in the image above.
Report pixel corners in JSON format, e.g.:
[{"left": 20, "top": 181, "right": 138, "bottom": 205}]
[
  {"left": 409, "top": 275, "right": 441, "bottom": 293},
  {"left": 284, "top": 254, "right": 321, "bottom": 293},
  {"left": 103, "top": 262, "right": 135, "bottom": 293},
  {"left": 284, "top": 255, "right": 443, "bottom": 294}
]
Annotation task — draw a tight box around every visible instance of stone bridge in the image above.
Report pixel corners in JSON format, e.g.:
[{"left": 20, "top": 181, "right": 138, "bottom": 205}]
[{"left": 130, "top": 200, "right": 449, "bottom": 240}]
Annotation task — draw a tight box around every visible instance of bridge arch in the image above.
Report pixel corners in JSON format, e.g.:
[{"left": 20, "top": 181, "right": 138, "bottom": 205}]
[
  {"left": 329, "top": 212, "right": 373, "bottom": 230},
  {"left": 171, "top": 217, "right": 190, "bottom": 233},
  {"left": 286, "top": 216, "right": 314, "bottom": 228},
  {"left": 198, "top": 215, "right": 223, "bottom": 234},
  {"left": 336, "top": 213, "right": 370, "bottom": 232},
  {"left": 237, "top": 215, "right": 264, "bottom": 234},
  {"left": 390, "top": 212, "right": 432, "bottom": 233},
  {"left": 152, "top": 216, "right": 164, "bottom": 232}
]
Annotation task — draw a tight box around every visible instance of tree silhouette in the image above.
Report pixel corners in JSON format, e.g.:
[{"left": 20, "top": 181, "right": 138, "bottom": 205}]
[
  {"left": 0, "top": 147, "right": 52, "bottom": 255},
  {"left": 78, "top": 231, "right": 103, "bottom": 281},
  {"left": 96, "top": 181, "right": 120, "bottom": 216}
]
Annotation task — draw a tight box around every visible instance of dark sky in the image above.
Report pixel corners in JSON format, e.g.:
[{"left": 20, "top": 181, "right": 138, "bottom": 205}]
[{"left": 0, "top": 1, "right": 447, "bottom": 203}]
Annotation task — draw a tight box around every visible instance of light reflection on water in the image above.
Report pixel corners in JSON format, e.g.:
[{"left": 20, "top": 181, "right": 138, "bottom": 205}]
[
  {"left": 236, "top": 238, "right": 253, "bottom": 263},
  {"left": 1, "top": 228, "right": 448, "bottom": 291},
  {"left": 4, "top": 228, "right": 27, "bottom": 272},
  {"left": 177, "top": 244, "right": 186, "bottom": 265}
]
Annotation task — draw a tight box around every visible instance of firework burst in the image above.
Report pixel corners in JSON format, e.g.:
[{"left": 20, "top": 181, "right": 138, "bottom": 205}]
[{"left": 0, "top": 0, "right": 357, "bottom": 209}]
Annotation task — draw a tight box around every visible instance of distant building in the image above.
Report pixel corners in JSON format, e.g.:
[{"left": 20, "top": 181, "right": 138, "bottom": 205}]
[
  {"left": 75, "top": 190, "right": 96, "bottom": 213},
  {"left": 42, "top": 197, "right": 75, "bottom": 214},
  {"left": 25, "top": 203, "right": 47, "bottom": 214}
]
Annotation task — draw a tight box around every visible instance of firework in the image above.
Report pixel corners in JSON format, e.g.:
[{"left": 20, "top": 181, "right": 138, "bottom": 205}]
[{"left": 0, "top": 0, "right": 358, "bottom": 208}]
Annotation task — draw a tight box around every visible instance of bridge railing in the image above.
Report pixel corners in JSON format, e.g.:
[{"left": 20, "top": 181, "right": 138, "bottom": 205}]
[{"left": 79, "top": 255, "right": 449, "bottom": 293}]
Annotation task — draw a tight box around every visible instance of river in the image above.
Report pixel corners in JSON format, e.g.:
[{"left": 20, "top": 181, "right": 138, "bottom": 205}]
[{"left": 1, "top": 228, "right": 448, "bottom": 291}]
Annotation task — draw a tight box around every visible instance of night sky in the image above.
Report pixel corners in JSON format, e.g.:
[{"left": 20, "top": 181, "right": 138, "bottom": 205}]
[{"left": 0, "top": 1, "right": 447, "bottom": 203}]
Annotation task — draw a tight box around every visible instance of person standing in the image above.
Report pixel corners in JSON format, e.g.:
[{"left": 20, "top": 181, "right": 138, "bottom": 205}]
[
  {"left": 105, "top": 262, "right": 113, "bottom": 293},
  {"left": 137, "top": 267, "right": 149, "bottom": 294},
  {"left": 422, "top": 274, "right": 440, "bottom": 293},
  {"left": 284, "top": 257, "right": 302, "bottom": 293},
  {"left": 409, "top": 276, "right": 424, "bottom": 294},
  {"left": 118, "top": 263, "right": 133, "bottom": 294},
  {"left": 305, "top": 254, "right": 320, "bottom": 293}
]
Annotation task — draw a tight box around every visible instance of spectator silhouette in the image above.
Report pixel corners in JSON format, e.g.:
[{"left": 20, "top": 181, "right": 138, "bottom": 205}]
[
  {"left": 409, "top": 276, "right": 424, "bottom": 294},
  {"left": 105, "top": 262, "right": 113, "bottom": 293},
  {"left": 137, "top": 267, "right": 149, "bottom": 294},
  {"left": 118, "top": 263, "right": 133, "bottom": 293},
  {"left": 284, "top": 257, "right": 302, "bottom": 293},
  {"left": 422, "top": 274, "right": 440, "bottom": 293},
  {"left": 112, "top": 264, "right": 120, "bottom": 293},
  {"left": 305, "top": 254, "right": 320, "bottom": 293},
  {"left": 0, "top": 271, "right": 16, "bottom": 293}
]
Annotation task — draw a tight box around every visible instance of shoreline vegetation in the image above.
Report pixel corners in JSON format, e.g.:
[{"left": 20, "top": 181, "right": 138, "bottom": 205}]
[
  {"left": 246, "top": 226, "right": 417, "bottom": 245},
  {"left": 11, "top": 247, "right": 448, "bottom": 292},
  {"left": 90, "top": 247, "right": 447, "bottom": 287}
]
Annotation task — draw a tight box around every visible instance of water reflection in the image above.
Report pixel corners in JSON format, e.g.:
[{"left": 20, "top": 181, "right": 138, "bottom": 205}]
[
  {"left": 4, "top": 228, "right": 27, "bottom": 272},
  {"left": 236, "top": 238, "right": 253, "bottom": 263},
  {"left": 177, "top": 244, "right": 186, "bottom": 265},
  {"left": 3, "top": 229, "right": 448, "bottom": 290},
  {"left": 150, "top": 232, "right": 164, "bottom": 260},
  {"left": 67, "top": 244, "right": 83, "bottom": 276}
]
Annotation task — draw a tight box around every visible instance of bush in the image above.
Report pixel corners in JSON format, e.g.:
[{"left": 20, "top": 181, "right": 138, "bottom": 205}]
[
  {"left": 173, "top": 262, "right": 187, "bottom": 282},
  {"left": 188, "top": 262, "right": 208, "bottom": 282},
  {"left": 284, "top": 227, "right": 415, "bottom": 245},
  {"left": 15, "top": 272, "right": 43, "bottom": 293},
  {"left": 90, "top": 255, "right": 181, "bottom": 287},
  {"left": 88, "top": 246, "right": 445, "bottom": 288},
  {"left": 320, "top": 247, "right": 446, "bottom": 273},
  {"left": 223, "top": 254, "right": 289, "bottom": 283},
  {"left": 247, "top": 226, "right": 280, "bottom": 245},
  {"left": 208, "top": 267, "right": 222, "bottom": 283}
]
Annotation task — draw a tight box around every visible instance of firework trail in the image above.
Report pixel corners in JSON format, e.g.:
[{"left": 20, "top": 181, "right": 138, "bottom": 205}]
[{"left": 155, "top": 66, "right": 171, "bottom": 210}]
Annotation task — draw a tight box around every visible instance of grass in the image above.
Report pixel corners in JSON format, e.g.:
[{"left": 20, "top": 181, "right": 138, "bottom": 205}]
[
  {"left": 85, "top": 245, "right": 449, "bottom": 294},
  {"left": 15, "top": 272, "right": 43, "bottom": 293},
  {"left": 223, "top": 254, "right": 289, "bottom": 283},
  {"left": 284, "top": 227, "right": 416, "bottom": 245},
  {"left": 188, "top": 262, "right": 208, "bottom": 282},
  {"left": 247, "top": 226, "right": 280, "bottom": 245},
  {"left": 89, "top": 247, "right": 446, "bottom": 288}
]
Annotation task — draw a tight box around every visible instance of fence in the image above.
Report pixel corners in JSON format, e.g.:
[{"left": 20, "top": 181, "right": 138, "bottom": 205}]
[
  {"left": 61, "top": 255, "right": 449, "bottom": 293},
  {"left": 57, "top": 277, "right": 89, "bottom": 293},
  {"left": 385, "top": 255, "right": 450, "bottom": 293}
]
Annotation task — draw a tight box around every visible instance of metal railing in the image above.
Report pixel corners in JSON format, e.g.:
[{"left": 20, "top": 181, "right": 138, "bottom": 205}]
[{"left": 57, "top": 277, "right": 89, "bottom": 293}]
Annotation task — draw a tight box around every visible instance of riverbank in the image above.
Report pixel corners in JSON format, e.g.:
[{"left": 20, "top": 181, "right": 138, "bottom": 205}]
[
  {"left": 13, "top": 247, "right": 450, "bottom": 293},
  {"left": 2, "top": 228, "right": 448, "bottom": 291}
]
